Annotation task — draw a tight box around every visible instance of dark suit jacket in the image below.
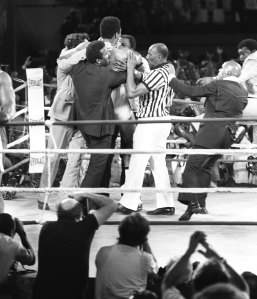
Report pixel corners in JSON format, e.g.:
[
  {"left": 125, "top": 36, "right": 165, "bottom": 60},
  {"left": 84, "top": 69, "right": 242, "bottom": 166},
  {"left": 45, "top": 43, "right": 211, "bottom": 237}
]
[
  {"left": 169, "top": 78, "right": 248, "bottom": 148},
  {"left": 69, "top": 62, "right": 126, "bottom": 137}
]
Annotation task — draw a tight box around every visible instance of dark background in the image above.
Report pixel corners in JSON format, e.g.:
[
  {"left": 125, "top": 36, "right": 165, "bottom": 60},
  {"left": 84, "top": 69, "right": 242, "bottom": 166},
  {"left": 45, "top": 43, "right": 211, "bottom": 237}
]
[{"left": 1, "top": 0, "right": 257, "bottom": 73}]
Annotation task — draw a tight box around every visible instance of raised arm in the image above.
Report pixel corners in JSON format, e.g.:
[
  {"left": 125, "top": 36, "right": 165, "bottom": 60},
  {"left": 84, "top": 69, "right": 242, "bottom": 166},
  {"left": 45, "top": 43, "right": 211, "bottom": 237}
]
[
  {"left": 162, "top": 231, "right": 206, "bottom": 290},
  {"left": 126, "top": 51, "right": 149, "bottom": 98},
  {"left": 169, "top": 77, "right": 216, "bottom": 98},
  {"left": 14, "top": 218, "right": 36, "bottom": 266},
  {"left": 71, "top": 192, "right": 117, "bottom": 226},
  {"left": 198, "top": 241, "right": 249, "bottom": 294},
  {"left": 57, "top": 42, "right": 88, "bottom": 73}
]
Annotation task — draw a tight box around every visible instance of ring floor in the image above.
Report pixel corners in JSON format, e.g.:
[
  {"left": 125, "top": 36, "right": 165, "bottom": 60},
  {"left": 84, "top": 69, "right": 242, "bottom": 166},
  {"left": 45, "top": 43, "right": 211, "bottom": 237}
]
[{"left": 3, "top": 191, "right": 257, "bottom": 277}]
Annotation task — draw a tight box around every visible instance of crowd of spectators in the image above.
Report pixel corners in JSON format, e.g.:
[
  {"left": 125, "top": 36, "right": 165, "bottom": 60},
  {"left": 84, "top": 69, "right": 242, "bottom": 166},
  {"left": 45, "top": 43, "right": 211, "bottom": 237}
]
[
  {"left": 1, "top": 205, "right": 257, "bottom": 298},
  {"left": 63, "top": 0, "right": 257, "bottom": 37}
]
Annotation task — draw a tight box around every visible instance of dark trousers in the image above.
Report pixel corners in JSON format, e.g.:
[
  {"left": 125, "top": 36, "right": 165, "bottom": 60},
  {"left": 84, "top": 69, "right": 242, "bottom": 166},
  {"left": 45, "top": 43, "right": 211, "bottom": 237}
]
[
  {"left": 113, "top": 114, "right": 136, "bottom": 185},
  {"left": 80, "top": 133, "right": 113, "bottom": 188},
  {"left": 178, "top": 146, "right": 220, "bottom": 206}
]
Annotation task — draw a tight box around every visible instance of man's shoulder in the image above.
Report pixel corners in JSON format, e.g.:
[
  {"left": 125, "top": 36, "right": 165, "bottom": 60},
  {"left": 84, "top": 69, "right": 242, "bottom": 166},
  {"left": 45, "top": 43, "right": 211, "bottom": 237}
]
[
  {"left": 0, "top": 70, "right": 11, "bottom": 83},
  {"left": 0, "top": 233, "right": 20, "bottom": 252}
]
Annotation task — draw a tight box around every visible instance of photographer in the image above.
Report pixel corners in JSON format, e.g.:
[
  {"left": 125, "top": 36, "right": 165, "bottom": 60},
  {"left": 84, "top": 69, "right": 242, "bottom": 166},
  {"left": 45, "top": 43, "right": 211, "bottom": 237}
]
[
  {"left": 0, "top": 214, "right": 35, "bottom": 294},
  {"left": 33, "top": 192, "right": 117, "bottom": 299},
  {"left": 95, "top": 213, "right": 158, "bottom": 299}
]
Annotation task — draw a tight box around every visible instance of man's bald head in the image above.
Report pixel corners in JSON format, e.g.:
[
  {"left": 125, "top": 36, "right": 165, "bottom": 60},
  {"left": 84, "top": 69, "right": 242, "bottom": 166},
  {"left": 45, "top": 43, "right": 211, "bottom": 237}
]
[
  {"left": 57, "top": 198, "right": 83, "bottom": 221},
  {"left": 217, "top": 60, "right": 242, "bottom": 79}
]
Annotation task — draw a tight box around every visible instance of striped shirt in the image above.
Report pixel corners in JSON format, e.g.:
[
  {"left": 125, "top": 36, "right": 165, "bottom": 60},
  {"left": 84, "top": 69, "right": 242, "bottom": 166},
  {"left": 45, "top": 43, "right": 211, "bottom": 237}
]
[{"left": 137, "top": 63, "right": 172, "bottom": 118}]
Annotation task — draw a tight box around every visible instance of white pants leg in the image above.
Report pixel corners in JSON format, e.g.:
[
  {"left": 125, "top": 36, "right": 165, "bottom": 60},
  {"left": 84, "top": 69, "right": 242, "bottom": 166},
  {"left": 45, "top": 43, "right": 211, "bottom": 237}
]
[
  {"left": 119, "top": 117, "right": 174, "bottom": 210},
  {"left": 60, "top": 130, "right": 87, "bottom": 188},
  {"left": 39, "top": 118, "right": 73, "bottom": 201}
]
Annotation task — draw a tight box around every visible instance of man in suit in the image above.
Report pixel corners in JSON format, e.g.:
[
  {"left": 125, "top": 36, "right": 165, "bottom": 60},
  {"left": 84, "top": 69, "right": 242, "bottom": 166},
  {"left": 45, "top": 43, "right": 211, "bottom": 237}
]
[
  {"left": 169, "top": 60, "right": 248, "bottom": 221},
  {"left": 68, "top": 40, "right": 127, "bottom": 189}
]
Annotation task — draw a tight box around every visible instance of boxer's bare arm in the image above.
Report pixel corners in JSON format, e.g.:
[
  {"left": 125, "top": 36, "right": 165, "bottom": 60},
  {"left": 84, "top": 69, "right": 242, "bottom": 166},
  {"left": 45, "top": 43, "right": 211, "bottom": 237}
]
[{"left": 0, "top": 70, "right": 16, "bottom": 119}]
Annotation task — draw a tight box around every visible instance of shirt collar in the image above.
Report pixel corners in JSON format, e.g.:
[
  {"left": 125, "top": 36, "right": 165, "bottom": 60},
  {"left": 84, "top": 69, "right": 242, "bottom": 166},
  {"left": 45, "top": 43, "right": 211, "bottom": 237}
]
[
  {"left": 244, "top": 50, "right": 257, "bottom": 64},
  {"left": 223, "top": 76, "right": 240, "bottom": 82},
  {"left": 151, "top": 62, "right": 169, "bottom": 70}
]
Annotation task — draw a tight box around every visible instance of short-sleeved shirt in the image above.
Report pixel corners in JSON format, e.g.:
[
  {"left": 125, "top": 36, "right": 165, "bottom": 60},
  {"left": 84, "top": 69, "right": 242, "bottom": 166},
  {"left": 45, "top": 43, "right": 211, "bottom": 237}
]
[
  {"left": 0, "top": 233, "right": 33, "bottom": 284},
  {"left": 137, "top": 63, "right": 172, "bottom": 118},
  {"left": 34, "top": 214, "right": 98, "bottom": 299},
  {"left": 69, "top": 62, "right": 127, "bottom": 137},
  {"left": 95, "top": 244, "right": 157, "bottom": 299}
]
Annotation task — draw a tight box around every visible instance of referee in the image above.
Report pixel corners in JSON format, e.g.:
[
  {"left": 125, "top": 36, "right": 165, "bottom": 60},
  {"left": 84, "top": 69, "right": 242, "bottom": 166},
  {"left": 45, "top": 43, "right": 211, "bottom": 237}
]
[{"left": 117, "top": 43, "right": 175, "bottom": 216}]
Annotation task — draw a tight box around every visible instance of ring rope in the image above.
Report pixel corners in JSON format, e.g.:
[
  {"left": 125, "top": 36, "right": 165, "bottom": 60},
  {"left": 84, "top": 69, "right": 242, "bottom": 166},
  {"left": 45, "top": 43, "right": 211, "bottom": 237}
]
[
  {"left": 1, "top": 148, "right": 257, "bottom": 155},
  {"left": 20, "top": 220, "right": 257, "bottom": 226},
  {"left": 2, "top": 186, "right": 257, "bottom": 193},
  {"left": 4, "top": 116, "right": 257, "bottom": 127}
]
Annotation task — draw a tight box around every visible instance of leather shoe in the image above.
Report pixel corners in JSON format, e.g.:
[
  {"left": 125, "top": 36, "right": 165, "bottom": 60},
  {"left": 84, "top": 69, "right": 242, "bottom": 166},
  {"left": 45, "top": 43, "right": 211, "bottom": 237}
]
[
  {"left": 179, "top": 205, "right": 203, "bottom": 221},
  {"left": 117, "top": 203, "right": 142, "bottom": 214},
  {"left": 199, "top": 207, "right": 208, "bottom": 214},
  {"left": 146, "top": 207, "right": 175, "bottom": 215},
  {"left": 38, "top": 200, "right": 50, "bottom": 210}
]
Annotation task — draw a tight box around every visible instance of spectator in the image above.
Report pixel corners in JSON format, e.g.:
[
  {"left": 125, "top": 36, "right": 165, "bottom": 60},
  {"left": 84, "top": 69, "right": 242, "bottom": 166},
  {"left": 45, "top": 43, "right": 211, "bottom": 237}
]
[
  {"left": 162, "top": 231, "right": 249, "bottom": 299},
  {"left": 241, "top": 271, "right": 257, "bottom": 299},
  {"left": 95, "top": 213, "right": 158, "bottom": 299},
  {"left": 237, "top": 39, "right": 257, "bottom": 145},
  {"left": 0, "top": 214, "right": 35, "bottom": 295},
  {"left": 33, "top": 192, "right": 117, "bottom": 299},
  {"left": 59, "top": 8, "right": 81, "bottom": 45},
  {"left": 193, "top": 283, "right": 248, "bottom": 299},
  {"left": 130, "top": 289, "right": 158, "bottom": 299},
  {"left": 162, "top": 231, "right": 206, "bottom": 299},
  {"left": 231, "top": 0, "right": 245, "bottom": 23}
]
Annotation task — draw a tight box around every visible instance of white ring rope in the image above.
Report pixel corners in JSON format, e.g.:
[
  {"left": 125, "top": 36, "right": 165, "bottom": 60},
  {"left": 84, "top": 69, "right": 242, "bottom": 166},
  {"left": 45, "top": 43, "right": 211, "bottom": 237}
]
[
  {"left": 1, "top": 148, "right": 257, "bottom": 155},
  {"left": 7, "top": 135, "right": 29, "bottom": 149},
  {"left": 1, "top": 187, "right": 257, "bottom": 194}
]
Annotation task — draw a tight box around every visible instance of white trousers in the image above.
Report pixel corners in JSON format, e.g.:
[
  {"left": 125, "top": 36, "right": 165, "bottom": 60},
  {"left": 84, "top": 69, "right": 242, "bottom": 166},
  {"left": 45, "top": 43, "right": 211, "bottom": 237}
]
[
  {"left": 119, "top": 116, "right": 174, "bottom": 211},
  {"left": 241, "top": 97, "right": 257, "bottom": 143}
]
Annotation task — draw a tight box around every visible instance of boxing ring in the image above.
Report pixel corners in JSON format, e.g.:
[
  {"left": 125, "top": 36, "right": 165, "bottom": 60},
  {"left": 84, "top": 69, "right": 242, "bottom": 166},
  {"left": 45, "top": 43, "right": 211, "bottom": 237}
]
[
  {"left": 2, "top": 113, "right": 257, "bottom": 225},
  {"left": 2, "top": 75, "right": 257, "bottom": 275}
]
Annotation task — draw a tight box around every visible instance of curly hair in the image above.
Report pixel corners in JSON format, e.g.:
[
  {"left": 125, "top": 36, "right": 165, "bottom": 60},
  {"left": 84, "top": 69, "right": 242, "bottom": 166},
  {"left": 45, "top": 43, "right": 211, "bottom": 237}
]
[
  {"left": 86, "top": 40, "right": 105, "bottom": 64},
  {"left": 64, "top": 32, "right": 90, "bottom": 50},
  {"left": 237, "top": 39, "right": 257, "bottom": 51},
  {"left": 100, "top": 16, "right": 121, "bottom": 39}
]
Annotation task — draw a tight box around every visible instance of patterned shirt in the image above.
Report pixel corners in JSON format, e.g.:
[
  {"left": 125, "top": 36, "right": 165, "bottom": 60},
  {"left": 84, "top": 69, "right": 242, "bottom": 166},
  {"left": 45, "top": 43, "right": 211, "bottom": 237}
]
[{"left": 137, "top": 63, "right": 173, "bottom": 118}]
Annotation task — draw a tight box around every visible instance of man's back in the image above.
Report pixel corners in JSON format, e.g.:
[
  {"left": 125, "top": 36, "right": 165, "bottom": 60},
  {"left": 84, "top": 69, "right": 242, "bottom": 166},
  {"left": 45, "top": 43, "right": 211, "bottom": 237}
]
[
  {"left": 204, "top": 79, "right": 248, "bottom": 118},
  {"left": 34, "top": 214, "right": 98, "bottom": 299},
  {"left": 70, "top": 62, "right": 126, "bottom": 137},
  {"left": 95, "top": 244, "right": 156, "bottom": 299}
]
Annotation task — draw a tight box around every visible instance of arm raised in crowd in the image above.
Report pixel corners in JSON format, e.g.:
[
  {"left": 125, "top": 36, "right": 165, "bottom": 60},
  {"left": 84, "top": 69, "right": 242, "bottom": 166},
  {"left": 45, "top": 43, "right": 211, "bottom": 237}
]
[
  {"left": 162, "top": 231, "right": 207, "bottom": 291},
  {"left": 71, "top": 192, "right": 117, "bottom": 226},
  {"left": 198, "top": 241, "right": 249, "bottom": 294},
  {"left": 14, "top": 217, "right": 36, "bottom": 266}
]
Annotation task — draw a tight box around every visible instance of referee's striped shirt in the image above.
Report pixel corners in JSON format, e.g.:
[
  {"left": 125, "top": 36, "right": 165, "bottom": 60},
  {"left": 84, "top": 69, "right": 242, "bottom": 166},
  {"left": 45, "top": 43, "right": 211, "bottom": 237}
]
[{"left": 137, "top": 63, "right": 173, "bottom": 118}]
